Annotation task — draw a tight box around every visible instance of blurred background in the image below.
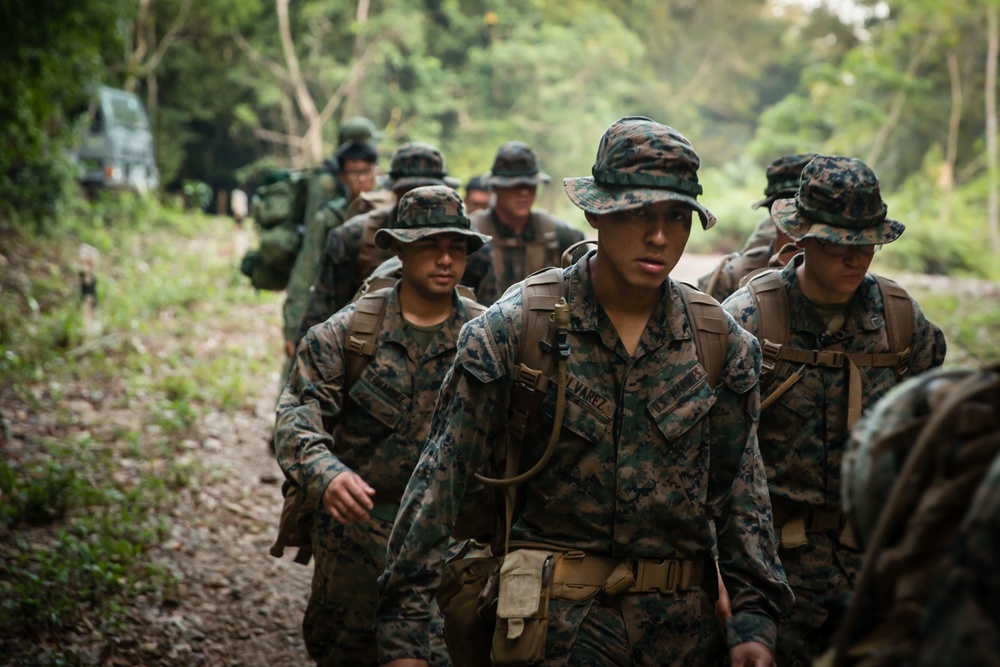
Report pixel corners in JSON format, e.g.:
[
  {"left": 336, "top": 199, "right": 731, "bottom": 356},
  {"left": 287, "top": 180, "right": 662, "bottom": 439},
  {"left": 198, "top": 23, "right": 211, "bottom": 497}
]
[{"left": 2, "top": 0, "right": 998, "bottom": 274}]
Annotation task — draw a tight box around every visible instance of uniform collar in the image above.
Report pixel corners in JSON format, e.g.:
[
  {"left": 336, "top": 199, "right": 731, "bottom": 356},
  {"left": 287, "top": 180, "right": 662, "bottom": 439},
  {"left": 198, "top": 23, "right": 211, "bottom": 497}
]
[
  {"left": 780, "top": 254, "right": 884, "bottom": 337},
  {"left": 380, "top": 282, "right": 466, "bottom": 358}
]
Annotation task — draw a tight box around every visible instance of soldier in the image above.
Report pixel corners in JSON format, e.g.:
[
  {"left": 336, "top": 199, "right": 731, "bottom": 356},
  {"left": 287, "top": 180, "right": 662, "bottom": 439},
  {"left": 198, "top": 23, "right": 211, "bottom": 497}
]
[
  {"left": 375, "top": 116, "right": 791, "bottom": 667},
  {"left": 296, "top": 142, "right": 463, "bottom": 343},
  {"left": 721, "top": 155, "right": 947, "bottom": 666},
  {"left": 697, "top": 153, "right": 816, "bottom": 302},
  {"left": 283, "top": 140, "right": 379, "bottom": 358},
  {"left": 819, "top": 361, "right": 1000, "bottom": 667},
  {"left": 470, "top": 140, "right": 585, "bottom": 304},
  {"left": 274, "top": 185, "right": 491, "bottom": 667},
  {"left": 463, "top": 175, "right": 491, "bottom": 215}
]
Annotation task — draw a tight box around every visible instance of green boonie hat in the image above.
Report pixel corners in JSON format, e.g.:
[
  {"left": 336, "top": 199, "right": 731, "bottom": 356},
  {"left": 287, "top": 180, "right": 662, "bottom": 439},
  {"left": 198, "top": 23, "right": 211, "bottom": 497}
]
[
  {"left": 752, "top": 153, "right": 819, "bottom": 210},
  {"left": 563, "top": 116, "right": 716, "bottom": 229},
  {"left": 338, "top": 116, "right": 383, "bottom": 145},
  {"left": 386, "top": 142, "right": 452, "bottom": 191},
  {"left": 484, "top": 141, "right": 552, "bottom": 187},
  {"left": 772, "top": 155, "right": 905, "bottom": 245},
  {"left": 374, "top": 185, "right": 491, "bottom": 253}
]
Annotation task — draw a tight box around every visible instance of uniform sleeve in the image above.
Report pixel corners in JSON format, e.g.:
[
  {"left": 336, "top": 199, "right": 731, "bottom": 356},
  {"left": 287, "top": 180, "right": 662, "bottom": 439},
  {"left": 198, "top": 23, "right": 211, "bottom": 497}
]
[
  {"left": 297, "top": 226, "right": 356, "bottom": 343},
  {"left": 375, "top": 306, "right": 513, "bottom": 663},
  {"left": 721, "top": 286, "right": 762, "bottom": 338},
  {"left": 908, "top": 299, "right": 946, "bottom": 375},
  {"left": 708, "top": 315, "right": 793, "bottom": 651},
  {"left": 274, "top": 313, "right": 352, "bottom": 508}
]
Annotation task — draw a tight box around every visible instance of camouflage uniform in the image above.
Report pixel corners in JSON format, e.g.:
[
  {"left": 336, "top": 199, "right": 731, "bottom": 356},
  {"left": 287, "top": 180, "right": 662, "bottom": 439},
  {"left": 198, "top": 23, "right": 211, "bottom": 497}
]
[
  {"left": 816, "top": 362, "right": 1000, "bottom": 667},
  {"left": 296, "top": 143, "right": 461, "bottom": 343},
  {"left": 375, "top": 117, "right": 791, "bottom": 666},
  {"left": 697, "top": 154, "right": 817, "bottom": 302},
  {"left": 275, "top": 186, "right": 489, "bottom": 667},
  {"left": 721, "top": 156, "right": 947, "bottom": 667},
  {"left": 472, "top": 141, "right": 585, "bottom": 305}
]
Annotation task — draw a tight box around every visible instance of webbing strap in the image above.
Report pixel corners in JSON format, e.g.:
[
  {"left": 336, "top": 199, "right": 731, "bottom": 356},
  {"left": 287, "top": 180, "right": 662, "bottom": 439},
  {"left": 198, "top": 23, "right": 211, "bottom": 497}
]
[
  {"left": 874, "top": 275, "right": 914, "bottom": 377},
  {"left": 344, "top": 289, "right": 390, "bottom": 389},
  {"left": 480, "top": 211, "right": 562, "bottom": 284},
  {"left": 746, "top": 270, "right": 788, "bottom": 380},
  {"left": 677, "top": 284, "right": 728, "bottom": 389}
]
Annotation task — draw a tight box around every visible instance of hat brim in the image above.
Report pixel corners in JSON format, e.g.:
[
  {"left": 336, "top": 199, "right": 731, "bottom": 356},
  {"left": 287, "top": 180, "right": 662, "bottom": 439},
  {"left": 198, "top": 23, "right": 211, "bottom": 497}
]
[
  {"left": 751, "top": 188, "right": 798, "bottom": 210},
  {"left": 387, "top": 176, "right": 451, "bottom": 191},
  {"left": 562, "top": 177, "right": 717, "bottom": 230},
  {"left": 373, "top": 227, "right": 491, "bottom": 254},
  {"left": 485, "top": 171, "right": 551, "bottom": 188},
  {"left": 771, "top": 198, "right": 905, "bottom": 245}
]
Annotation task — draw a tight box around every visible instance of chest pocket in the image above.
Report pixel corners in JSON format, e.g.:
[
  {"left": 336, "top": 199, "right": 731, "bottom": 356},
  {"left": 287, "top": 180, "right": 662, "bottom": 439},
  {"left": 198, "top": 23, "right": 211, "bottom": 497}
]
[
  {"left": 648, "top": 365, "right": 716, "bottom": 443},
  {"left": 347, "top": 367, "right": 405, "bottom": 430},
  {"left": 540, "top": 373, "right": 613, "bottom": 445}
]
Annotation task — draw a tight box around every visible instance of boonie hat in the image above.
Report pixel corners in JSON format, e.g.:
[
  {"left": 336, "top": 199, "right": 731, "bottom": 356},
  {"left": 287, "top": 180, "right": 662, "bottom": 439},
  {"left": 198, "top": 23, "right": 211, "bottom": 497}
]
[
  {"left": 484, "top": 141, "right": 551, "bottom": 188},
  {"left": 752, "top": 153, "right": 819, "bottom": 209},
  {"left": 374, "top": 185, "right": 491, "bottom": 253},
  {"left": 771, "top": 156, "right": 905, "bottom": 245},
  {"left": 385, "top": 143, "right": 453, "bottom": 191},
  {"left": 338, "top": 116, "right": 383, "bottom": 145},
  {"left": 563, "top": 116, "right": 716, "bottom": 229}
]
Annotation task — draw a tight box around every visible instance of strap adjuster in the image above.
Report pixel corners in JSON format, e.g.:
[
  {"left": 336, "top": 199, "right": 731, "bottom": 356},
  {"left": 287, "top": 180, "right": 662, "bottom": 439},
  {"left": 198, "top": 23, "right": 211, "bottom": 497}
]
[
  {"left": 812, "top": 350, "right": 845, "bottom": 367},
  {"left": 632, "top": 559, "right": 679, "bottom": 594}
]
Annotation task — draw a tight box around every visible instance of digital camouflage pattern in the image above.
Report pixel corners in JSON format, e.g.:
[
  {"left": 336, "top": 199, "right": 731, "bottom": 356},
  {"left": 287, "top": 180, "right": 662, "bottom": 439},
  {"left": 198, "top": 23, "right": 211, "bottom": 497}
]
[
  {"left": 771, "top": 156, "right": 905, "bottom": 246},
  {"left": 384, "top": 142, "right": 451, "bottom": 190},
  {"left": 722, "top": 256, "right": 946, "bottom": 666},
  {"left": 825, "top": 363, "right": 1000, "bottom": 667},
  {"left": 696, "top": 243, "right": 775, "bottom": 303},
  {"left": 283, "top": 196, "right": 348, "bottom": 342},
  {"left": 742, "top": 215, "right": 777, "bottom": 252},
  {"left": 275, "top": 280, "right": 483, "bottom": 666},
  {"left": 338, "top": 115, "right": 382, "bottom": 146},
  {"left": 469, "top": 207, "right": 585, "bottom": 305},
  {"left": 375, "top": 254, "right": 793, "bottom": 665},
  {"left": 752, "top": 153, "right": 819, "bottom": 210},
  {"left": 483, "top": 140, "right": 552, "bottom": 187},
  {"left": 562, "top": 116, "right": 716, "bottom": 229},
  {"left": 373, "top": 185, "right": 489, "bottom": 251}
]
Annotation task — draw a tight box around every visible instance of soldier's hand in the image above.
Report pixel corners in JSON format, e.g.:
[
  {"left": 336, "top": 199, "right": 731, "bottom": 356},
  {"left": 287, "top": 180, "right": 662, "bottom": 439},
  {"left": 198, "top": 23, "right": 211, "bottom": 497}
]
[
  {"left": 284, "top": 340, "right": 295, "bottom": 358},
  {"left": 323, "top": 471, "right": 375, "bottom": 524},
  {"left": 716, "top": 561, "right": 733, "bottom": 623},
  {"left": 729, "top": 641, "right": 775, "bottom": 667}
]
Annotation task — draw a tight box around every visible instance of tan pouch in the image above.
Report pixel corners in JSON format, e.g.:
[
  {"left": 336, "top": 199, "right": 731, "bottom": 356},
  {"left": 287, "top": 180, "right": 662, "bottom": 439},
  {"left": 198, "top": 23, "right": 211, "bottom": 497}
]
[
  {"left": 492, "top": 549, "right": 553, "bottom": 666},
  {"left": 780, "top": 515, "right": 809, "bottom": 549}
]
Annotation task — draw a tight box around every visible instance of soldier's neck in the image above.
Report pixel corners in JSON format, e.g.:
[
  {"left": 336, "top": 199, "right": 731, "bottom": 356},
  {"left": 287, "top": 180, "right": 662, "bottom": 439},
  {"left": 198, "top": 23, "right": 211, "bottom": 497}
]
[
  {"left": 399, "top": 282, "right": 453, "bottom": 326},
  {"left": 494, "top": 207, "right": 530, "bottom": 234}
]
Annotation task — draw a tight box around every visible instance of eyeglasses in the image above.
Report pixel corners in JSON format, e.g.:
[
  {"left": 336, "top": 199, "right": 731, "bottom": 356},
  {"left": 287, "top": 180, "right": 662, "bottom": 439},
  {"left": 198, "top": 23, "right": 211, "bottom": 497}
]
[
  {"left": 342, "top": 167, "right": 375, "bottom": 179},
  {"left": 815, "top": 239, "right": 882, "bottom": 256}
]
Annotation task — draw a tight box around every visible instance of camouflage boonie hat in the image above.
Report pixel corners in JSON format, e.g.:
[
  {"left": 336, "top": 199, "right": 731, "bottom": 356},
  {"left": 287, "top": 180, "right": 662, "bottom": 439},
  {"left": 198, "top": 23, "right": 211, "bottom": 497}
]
[
  {"left": 772, "top": 156, "right": 905, "bottom": 245},
  {"left": 338, "top": 116, "right": 383, "bottom": 145},
  {"left": 484, "top": 141, "right": 551, "bottom": 188},
  {"left": 563, "top": 116, "right": 716, "bottom": 229},
  {"left": 374, "top": 185, "right": 491, "bottom": 253},
  {"left": 752, "top": 153, "right": 819, "bottom": 209},
  {"left": 385, "top": 143, "right": 452, "bottom": 191}
]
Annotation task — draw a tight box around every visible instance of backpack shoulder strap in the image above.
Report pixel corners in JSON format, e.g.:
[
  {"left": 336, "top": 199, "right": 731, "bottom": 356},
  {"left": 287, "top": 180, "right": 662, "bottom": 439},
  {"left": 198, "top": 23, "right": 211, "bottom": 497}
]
[
  {"left": 873, "top": 274, "right": 914, "bottom": 372},
  {"left": 517, "top": 267, "right": 566, "bottom": 376},
  {"left": 745, "top": 269, "right": 790, "bottom": 379},
  {"left": 677, "top": 283, "right": 729, "bottom": 389},
  {"left": 343, "top": 287, "right": 392, "bottom": 391},
  {"left": 356, "top": 208, "right": 393, "bottom": 279},
  {"left": 457, "top": 286, "right": 485, "bottom": 314}
]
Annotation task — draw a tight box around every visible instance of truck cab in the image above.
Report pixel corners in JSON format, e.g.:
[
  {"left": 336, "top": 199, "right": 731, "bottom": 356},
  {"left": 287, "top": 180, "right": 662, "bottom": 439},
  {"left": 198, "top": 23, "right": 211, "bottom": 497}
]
[{"left": 75, "top": 86, "right": 159, "bottom": 195}]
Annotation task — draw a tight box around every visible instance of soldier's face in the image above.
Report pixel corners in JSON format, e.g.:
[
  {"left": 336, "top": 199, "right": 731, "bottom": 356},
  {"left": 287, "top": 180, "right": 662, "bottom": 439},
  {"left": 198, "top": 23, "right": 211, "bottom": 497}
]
[
  {"left": 798, "top": 239, "right": 875, "bottom": 303},
  {"left": 339, "top": 159, "right": 377, "bottom": 200},
  {"left": 397, "top": 234, "right": 468, "bottom": 300},
  {"left": 493, "top": 184, "right": 536, "bottom": 219},
  {"left": 464, "top": 189, "right": 492, "bottom": 215},
  {"left": 587, "top": 202, "right": 692, "bottom": 291}
]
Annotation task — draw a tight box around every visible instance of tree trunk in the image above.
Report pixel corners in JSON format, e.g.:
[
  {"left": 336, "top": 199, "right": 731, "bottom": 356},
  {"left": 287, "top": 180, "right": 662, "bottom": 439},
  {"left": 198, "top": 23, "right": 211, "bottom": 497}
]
[
  {"left": 276, "top": 0, "right": 323, "bottom": 166},
  {"left": 987, "top": 2, "right": 1000, "bottom": 254},
  {"left": 939, "top": 47, "right": 963, "bottom": 225},
  {"left": 342, "top": 0, "right": 372, "bottom": 120}
]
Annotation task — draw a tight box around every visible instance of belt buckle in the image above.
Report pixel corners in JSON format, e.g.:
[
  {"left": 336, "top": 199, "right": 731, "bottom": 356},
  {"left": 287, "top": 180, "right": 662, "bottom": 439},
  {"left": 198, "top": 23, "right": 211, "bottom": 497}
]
[{"left": 633, "top": 559, "right": 678, "bottom": 594}]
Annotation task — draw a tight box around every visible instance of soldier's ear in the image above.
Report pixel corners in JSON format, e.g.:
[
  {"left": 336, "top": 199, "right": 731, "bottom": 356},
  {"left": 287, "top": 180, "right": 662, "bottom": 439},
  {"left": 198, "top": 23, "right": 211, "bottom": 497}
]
[
  {"left": 584, "top": 211, "right": 600, "bottom": 230},
  {"left": 392, "top": 240, "right": 405, "bottom": 259}
]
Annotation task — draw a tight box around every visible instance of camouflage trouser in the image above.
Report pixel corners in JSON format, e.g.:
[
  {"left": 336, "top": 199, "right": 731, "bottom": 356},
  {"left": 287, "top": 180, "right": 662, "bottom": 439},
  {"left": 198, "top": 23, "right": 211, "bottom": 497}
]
[
  {"left": 305, "top": 510, "right": 452, "bottom": 667},
  {"left": 775, "top": 533, "right": 861, "bottom": 667},
  {"left": 540, "top": 587, "right": 724, "bottom": 667}
]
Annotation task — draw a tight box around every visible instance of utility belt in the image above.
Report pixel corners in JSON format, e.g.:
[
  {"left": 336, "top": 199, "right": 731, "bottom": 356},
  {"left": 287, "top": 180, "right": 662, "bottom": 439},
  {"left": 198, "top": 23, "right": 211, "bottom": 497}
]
[{"left": 771, "top": 501, "right": 856, "bottom": 550}]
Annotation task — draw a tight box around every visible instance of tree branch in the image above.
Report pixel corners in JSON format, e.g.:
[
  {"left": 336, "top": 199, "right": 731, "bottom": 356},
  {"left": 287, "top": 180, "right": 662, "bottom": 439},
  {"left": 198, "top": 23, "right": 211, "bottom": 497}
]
[
  {"left": 139, "top": 0, "right": 194, "bottom": 75},
  {"left": 231, "top": 29, "right": 289, "bottom": 81}
]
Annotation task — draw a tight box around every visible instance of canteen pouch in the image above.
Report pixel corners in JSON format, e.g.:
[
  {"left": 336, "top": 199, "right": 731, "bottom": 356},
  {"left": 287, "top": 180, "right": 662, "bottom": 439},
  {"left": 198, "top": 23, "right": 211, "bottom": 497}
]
[
  {"left": 437, "top": 553, "right": 501, "bottom": 667},
  {"left": 492, "top": 549, "right": 553, "bottom": 666}
]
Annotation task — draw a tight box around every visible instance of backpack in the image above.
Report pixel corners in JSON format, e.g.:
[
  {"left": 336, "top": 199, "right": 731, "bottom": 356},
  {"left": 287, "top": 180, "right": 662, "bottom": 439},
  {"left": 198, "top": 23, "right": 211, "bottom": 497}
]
[
  {"left": 270, "top": 286, "right": 487, "bottom": 564},
  {"left": 240, "top": 170, "right": 309, "bottom": 291},
  {"left": 745, "top": 269, "right": 913, "bottom": 428},
  {"left": 472, "top": 210, "right": 564, "bottom": 283}
]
